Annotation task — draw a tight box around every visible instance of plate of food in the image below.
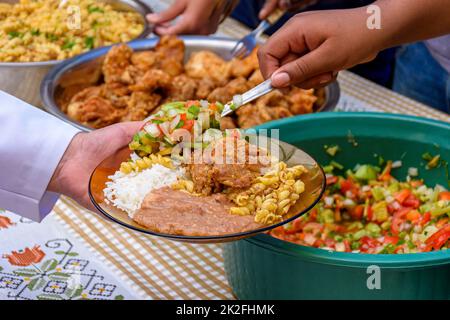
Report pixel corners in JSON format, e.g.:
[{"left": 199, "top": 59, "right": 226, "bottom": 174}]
[
  {"left": 42, "top": 35, "right": 340, "bottom": 131},
  {"left": 89, "top": 100, "right": 325, "bottom": 243}
]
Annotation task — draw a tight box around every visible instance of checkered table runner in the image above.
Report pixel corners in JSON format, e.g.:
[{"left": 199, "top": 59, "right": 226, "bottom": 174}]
[{"left": 2, "top": 0, "right": 448, "bottom": 301}]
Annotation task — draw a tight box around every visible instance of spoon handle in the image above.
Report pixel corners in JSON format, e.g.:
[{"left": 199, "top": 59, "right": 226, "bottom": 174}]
[{"left": 221, "top": 79, "right": 273, "bottom": 117}]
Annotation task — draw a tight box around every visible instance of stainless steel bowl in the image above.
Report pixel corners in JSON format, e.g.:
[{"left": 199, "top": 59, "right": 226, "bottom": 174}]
[
  {"left": 0, "top": 0, "right": 152, "bottom": 108},
  {"left": 41, "top": 36, "right": 341, "bottom": 132}
]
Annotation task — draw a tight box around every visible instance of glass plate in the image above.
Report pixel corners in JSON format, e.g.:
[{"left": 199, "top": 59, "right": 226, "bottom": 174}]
[{"left": 89, "top": 136, "right": 325, "bottom": 243}]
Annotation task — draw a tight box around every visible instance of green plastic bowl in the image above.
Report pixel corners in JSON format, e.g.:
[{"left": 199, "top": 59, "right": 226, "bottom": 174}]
[{"left": 223, "top": 112, "right": 450, "bottom": 300}]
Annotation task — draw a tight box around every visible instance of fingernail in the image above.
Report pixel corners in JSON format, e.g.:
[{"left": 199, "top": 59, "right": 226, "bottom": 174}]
[
  {"left": 319, "top": 74, "right": 332, "bottom": 84},
  {"left": 271, "top": 72, "right": 290, "bottom": 87}
]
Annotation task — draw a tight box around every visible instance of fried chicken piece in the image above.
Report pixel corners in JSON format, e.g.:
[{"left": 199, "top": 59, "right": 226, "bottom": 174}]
[
  {"left": 70, "top": 85, "right": 105, "bottom": 103},
  {"left": 155, "top": 36, "right": 185, "bottom": 64},
  {"left": 288, "top": 87, "right": 317, "bottom": 114},
  {"left": 220, "top": 117, "right": 237, "bottom": 130},
  {"left": 158, "top": 57, "right": 184, "bottom": 77},
  {"left": 255, "top": 90, "right": 290, "bottom": 109},
  {"left": 207, "top": 77, "right": 250, "bottom": 104},
  {"left": 229, "top": 48, "right": 259, "bottom": 78},
  {"left": 129, "top": 69, "right": 172, "bottom": 92},
  {"left": 168, "top": 74, "right": 198, "bottom": 101},
  {"left": 196, "top": 77, "right": 216, "bottom": 99},
  {"left": 236, "top": 103, "right": 272, "bottom": 129},
  {"left": 103, "top": 82, "right": 131, "bottom": 108},
  {"left": 185, "top": 51, "right": 230, "bottom": 85},
  {"left": 122, "top": 92, "right": 161, "bottom": 121},
  {"left": 267, "top": 106, "right": 293, "bottom": 120},
  {"left": 186, "top": 163, "right": 222, "bottom": 195},
  {"left": 187, "top": 137, "right": 270, "bottom": 195},
  {"left": 102, "top": 44, "right": 133, "bottom": 83},
  {"left": 131, "top": 51, "right": 159, "bottom": 71},
  {"left": 67, "top": 97, "right": 123, "bottom": 128}
]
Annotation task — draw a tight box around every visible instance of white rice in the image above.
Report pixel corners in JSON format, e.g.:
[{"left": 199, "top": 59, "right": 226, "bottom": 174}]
[{"left": 103, "top": 164, "right": 185, "bottom": 218}]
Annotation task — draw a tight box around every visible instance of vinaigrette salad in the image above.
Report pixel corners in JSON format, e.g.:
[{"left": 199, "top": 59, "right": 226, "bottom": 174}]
[
  {"left": 271, "top": 161, "right": 450, "bottom": 254},
  {"left": 129, "top": 100, "right": 226, "bottom": 157}
]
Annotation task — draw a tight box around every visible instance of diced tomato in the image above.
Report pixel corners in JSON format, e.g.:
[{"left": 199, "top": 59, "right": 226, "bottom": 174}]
[
  {"left": 391, "top": 208, "right": 411, "bottom": 235},
  {"left": 340, "top": 179, "right": 353, "bottom": 194},
  {"left": 425, "top": 224, "right": 450, "bottom": 245},
  {"left": 360, "top": 236, "right": 379, "bottom": 248},
  {"left": 420, "top": 212, "right": 431, "bottom": 226},
  {"left": 181, "top": 119, "right": 194, "bottom": 131},
  {"left": 324, "top": 238, "right": 336, "bottom": 248},
  {"left": 403, "top": 194, "right": 420, "bottom": 208},
  {"left": 186, "top": 101, "right": 199, "bottom": 108},
  {"left": 313, "top": 238, "right": 325, "bottom": 248},
  {"left": 406, "top": 210, "right": 421, "bottom": 223},
  {"left": 366, "top": 205, "right": 373, "bottom": 221},
  {"left": 180, "top": 113, "right": 187, "bottom": 121},
  {"left": 384, "top": 236, "right": 399, "bottom": 245},
  {"left": 410, "top": 180, "right": 423, "bottom": 188},
  {"left": 350, "top": 205, "right": 364, "bottom": 220},
  {"left": 394, "top": 189, "right": 411, "bottom": 205},
  {"left": 437, "top": 218, "right": 449, "bottom": 228},
  {"left": 424, "top": 224, "right": 450, "bottom": 251},
  {"left": 393, "top": 246, "right": 404, "bottom": 254},
  {"left": 343, "top": 239, "right": 351, "bottom": 252},
  {"left": 379, "top": 162, "right": 392, "bottom": 181},
  {"left": 438, "top": 191, "right": 450, "bottom": 201},
  {"left": 209, "top": 103, "right": 218, "bottom": 111},
  {"left": 326, "top": 176, "right": 338, "bottom": 186},
  {"left": 309, "top": 209, "right": 318, "bottom": 221}
]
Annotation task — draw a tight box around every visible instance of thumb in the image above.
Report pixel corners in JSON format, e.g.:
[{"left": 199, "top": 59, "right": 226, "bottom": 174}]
[
  {"left": 270, "top": 41, "right": 336, "bottom": 87},
  {"left": 146, "top": 1, "right": 186, "bottom": 24}
]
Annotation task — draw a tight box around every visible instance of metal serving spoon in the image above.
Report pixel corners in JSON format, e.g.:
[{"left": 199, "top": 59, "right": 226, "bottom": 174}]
[{"left": 221, "top": 79, "right": 274, "bottom": 117}]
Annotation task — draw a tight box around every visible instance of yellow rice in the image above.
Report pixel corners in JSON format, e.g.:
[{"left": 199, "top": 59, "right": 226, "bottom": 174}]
[{"left": 0, "top": 0, "right": 144, "bottom": 62}]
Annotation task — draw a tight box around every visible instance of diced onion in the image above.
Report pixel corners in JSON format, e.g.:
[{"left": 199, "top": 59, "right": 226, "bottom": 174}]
[
  {"left": 200, "top": 100, "right": 209, "bottom": 109},
  {"left": 324, "top": 196, "right": 334, "bottom": 207},
  {"left": 159, "top": 122, "right": 170, "bottom": 137},
  {"left": 392, "top": 160, "right": 402, "bottom": 168},
  {"left": 385, "top": 195, "right": 394, "bottom": 203},
  {"left": 361, "top": 185, "right": 371, "bottom": 192},
  {"left": 343, "top": 199, "right": 355, "bottom": 207},
  {"left": 144, "top": 123, "right": 160, "bottom": 137},
  {"left": 232, "top": 94, "right": 243, "bottom": 109},
  {"left": 167, "top": 108, "right": 179, "bottom": 117},
  {"left": 335, "top": 242, "right": 346, "bottom": 252},
  {"left": 169, "top": 114, "right": 181, "bottom": 131}
]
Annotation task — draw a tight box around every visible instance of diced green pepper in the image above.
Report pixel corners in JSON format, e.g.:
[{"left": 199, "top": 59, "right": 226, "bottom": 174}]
[
  {"left": 354, "top": 165, "right": 378, "bottom": 180},
  {"left": 325, "top": 145, "right": 340, "bottom": 157},
  {"left": 330, "top": 160, "right": 344, "bottom": 170},
  {"left": 353, "top": 230, "right": 367, "bottom": 240},
  {"left": 371, "top": 187, "right": 385, "bottom": 201}
]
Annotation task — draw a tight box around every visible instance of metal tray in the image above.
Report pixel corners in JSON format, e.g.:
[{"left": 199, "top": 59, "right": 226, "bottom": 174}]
[
  {"left": 41, "top": 36, "right": 341, "bottom": 132},
  {"left": 0, "top": 0, "right": 152, "bottom": 107}
]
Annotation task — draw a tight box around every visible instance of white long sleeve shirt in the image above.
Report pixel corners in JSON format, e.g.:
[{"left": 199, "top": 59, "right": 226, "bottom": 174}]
[{"left": 0, "top": 91, "right": 80, "bottom": 221}]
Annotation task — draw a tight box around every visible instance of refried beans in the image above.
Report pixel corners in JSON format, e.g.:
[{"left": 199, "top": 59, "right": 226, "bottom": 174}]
[{"left": 133, "top": 187, "right": 263, "bottom": 236}]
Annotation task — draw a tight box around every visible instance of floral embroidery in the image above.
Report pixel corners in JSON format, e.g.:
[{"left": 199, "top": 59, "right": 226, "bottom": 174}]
[
  {"left": 0, "top": 215, "right": 15, "bottom": 230},
  {"left": 1, "top": 239, "right": 128, "bottom": 300},
  {"left": 3, "top": 245, "right": 45, "bottom": 266}
]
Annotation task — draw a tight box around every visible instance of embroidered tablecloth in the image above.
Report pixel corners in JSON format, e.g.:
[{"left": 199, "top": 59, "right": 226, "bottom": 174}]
[{"left": 1, "top": 0, "right": 449, "bottom": 300}]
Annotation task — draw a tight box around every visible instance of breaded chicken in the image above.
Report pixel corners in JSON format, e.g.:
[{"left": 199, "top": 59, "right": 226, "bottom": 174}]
[
  {"left": 185, "top": 51, "right": 231, "bottom": 85},
  {"left": 122, "top": 92, "right": 162, "bottom": 121},
  {"left": 102, "top": 44, "right": 133, "bottom": 83},
  {"left": 67, "top": 97, "right": 123, "bottom": 128}
]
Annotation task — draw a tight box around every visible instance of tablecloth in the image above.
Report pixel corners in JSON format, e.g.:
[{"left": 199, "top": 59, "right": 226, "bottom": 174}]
[{"left": 1, "top": 0, "right": 449, "bottom": 300}]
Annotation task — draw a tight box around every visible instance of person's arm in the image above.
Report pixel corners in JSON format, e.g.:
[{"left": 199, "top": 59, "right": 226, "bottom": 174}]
[
  {"left": 258, "top": 0, "right": 450, "bottom": 88},
  {"left": 147, "top": 0, "right": 239, "bottom": 35},
  {"left": 0, "top": 91, "right": 80, "bottom": 221},
  {"left": 0, "top": 91, "right": 142, "bottom": 221}
]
